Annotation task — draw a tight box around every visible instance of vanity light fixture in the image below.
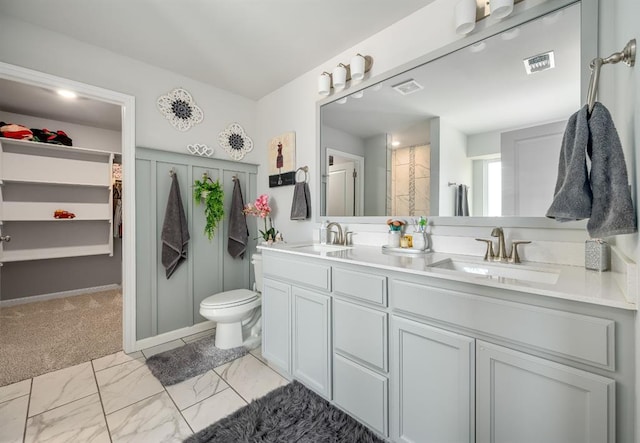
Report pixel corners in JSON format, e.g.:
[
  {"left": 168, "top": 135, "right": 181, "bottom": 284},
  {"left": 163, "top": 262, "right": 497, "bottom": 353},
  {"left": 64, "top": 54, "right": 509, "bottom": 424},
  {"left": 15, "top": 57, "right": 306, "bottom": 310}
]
[
  {"left": 490, "top": 0, "right": 514, "bottom": 19},
  {"left": 317, "top": 54, "right": 374, "bottom": 96},
  {"left": 332, "top": 64, "right": 348, "bottom": 92},
  {"left": 455, "top": 0, "right": 477, "bottom": 34},
  {"left": 318, "top": 72, "right": 331, "bottom": 96},
  {"left": 57, "top": 89, "right": 77, "bottom": 99}
]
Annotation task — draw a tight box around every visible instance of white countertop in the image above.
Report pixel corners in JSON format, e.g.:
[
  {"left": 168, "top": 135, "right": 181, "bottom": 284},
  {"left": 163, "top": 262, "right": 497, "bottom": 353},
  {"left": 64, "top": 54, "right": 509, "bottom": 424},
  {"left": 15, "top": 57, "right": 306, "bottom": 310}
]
[{"left": 258, "top": 243, "right": 636, "bottom": 311}]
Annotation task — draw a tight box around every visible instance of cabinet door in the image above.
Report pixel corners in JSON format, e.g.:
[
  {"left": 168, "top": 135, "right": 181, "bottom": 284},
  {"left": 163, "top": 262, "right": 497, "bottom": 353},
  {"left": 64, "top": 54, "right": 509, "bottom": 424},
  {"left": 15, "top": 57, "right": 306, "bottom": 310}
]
[
  {"left": 390, "top": 316, "right": 474, "bottom": 443},
  {"left": 292, "top": 287, "right": 331, "bottom": 398},
  {"left": 476, "top": 341, "right": 615, "bottom": 443},
  {"left": 261, "top": 278, "right": 291, "bottom": 374}
]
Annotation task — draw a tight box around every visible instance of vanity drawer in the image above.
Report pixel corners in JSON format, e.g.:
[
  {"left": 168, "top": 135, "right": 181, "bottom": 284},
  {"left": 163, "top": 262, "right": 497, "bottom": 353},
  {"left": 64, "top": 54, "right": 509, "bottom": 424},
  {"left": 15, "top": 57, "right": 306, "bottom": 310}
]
[
  {"left": 390, "top": 279, "right": 615, "bottom": 370},
  {"left": 333, "top": 267, "right": 387, "bottom": 306},
  {"left": 333, "top": 353, "right": 388, "bottom": 437},
  {"left": 333, "top": 299, "right": 388, "bottom": 373},
  {"left": 263, "top": 254, "right": 330, "bottom": 291}
]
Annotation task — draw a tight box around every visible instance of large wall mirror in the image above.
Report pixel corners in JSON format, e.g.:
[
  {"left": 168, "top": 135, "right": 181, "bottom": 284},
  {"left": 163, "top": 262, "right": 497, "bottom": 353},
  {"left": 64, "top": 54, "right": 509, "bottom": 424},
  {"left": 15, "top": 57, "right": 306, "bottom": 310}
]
[{"left": 319, "top": 0, "right": 596, "bottom": 225}]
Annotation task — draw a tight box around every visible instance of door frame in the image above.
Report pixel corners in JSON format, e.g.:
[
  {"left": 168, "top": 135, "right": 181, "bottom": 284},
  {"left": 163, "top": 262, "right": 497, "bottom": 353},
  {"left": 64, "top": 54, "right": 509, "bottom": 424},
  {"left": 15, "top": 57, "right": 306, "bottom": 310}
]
[
  {"left": 0, "top": 62, "right": 137, "bottom": 353},
  {"left": 326, "top": 148, "right": 365, "bottom": 217}
]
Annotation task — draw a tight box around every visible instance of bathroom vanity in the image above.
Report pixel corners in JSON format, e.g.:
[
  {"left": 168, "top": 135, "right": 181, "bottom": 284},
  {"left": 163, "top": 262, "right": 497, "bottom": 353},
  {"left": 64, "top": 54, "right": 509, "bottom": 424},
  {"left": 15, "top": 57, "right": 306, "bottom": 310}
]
[{"left": 258, "top": 243, "right": 635, "bottom": 443}]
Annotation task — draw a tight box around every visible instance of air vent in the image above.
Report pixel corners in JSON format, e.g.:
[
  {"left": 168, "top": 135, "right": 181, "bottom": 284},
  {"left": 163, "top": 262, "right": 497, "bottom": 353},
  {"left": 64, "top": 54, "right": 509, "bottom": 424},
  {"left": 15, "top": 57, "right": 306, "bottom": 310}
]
[
  {"left": 523, "top": 51, "right": 555, "bottom": 74},
  {"left": 392, "top": 79, "right": 424, "bottom": 95}
]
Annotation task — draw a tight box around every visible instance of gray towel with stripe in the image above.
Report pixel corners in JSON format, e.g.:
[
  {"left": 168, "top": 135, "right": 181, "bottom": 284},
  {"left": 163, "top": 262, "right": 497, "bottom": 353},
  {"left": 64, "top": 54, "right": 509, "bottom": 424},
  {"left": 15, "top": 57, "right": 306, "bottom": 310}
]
[
  {"left": 228, "top": 179, "right": 249, "bottom": 259},
  {"left": 161, "top": 174, "right": 190, "bottom": 279}
]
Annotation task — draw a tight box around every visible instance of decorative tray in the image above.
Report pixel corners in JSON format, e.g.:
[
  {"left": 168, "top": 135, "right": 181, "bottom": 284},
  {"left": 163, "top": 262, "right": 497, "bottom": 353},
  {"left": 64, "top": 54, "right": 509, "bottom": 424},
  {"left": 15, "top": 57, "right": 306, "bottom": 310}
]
[{"left": 382, "top": 245, "right": 431, "bottom": 255}]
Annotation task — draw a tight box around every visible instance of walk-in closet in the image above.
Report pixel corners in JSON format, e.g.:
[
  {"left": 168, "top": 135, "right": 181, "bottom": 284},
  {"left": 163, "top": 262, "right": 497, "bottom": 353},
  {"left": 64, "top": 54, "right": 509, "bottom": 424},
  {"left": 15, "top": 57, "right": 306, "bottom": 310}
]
[{"left": 0, "top": 77, "right": 124, "bottom": 385}]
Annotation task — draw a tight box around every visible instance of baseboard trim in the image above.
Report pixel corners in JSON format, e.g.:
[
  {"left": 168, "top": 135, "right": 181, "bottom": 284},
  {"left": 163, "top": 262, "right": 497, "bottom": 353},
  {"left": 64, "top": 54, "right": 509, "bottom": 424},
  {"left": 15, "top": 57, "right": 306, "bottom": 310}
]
[
  {"left": 0, "top": 284, "right": 122, "bottom": 307},
  {"left": 134, "top": 321, "right": 216, "bottom": 351}
]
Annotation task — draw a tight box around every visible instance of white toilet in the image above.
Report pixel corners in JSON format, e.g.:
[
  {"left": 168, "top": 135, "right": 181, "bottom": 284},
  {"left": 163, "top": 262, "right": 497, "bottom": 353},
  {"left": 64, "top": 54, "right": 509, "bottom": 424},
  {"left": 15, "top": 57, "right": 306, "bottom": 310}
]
[{"left": 199, "top": 254, "right": 263, "bottom": 349}]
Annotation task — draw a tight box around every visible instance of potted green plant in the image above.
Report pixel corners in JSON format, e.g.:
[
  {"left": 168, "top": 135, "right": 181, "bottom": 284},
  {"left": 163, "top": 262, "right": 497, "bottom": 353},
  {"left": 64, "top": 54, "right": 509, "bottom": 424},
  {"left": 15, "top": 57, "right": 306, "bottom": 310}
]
[{"left": 193, "top": 177, "right": 224, "bottom": 240}]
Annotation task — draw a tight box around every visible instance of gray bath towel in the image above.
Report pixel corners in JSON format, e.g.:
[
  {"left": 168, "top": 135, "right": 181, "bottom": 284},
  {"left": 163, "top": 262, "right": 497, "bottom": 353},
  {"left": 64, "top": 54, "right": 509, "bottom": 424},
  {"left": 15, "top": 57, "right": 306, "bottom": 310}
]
[
  {"left": 454, "top": 185, "right": 469, "bottom": 216},
  {"left": 228, "top": 179, "right": 249, "bottom": 259},
  {"left": 290, "top": 181, "right": 311, "bottom": 220},
  {"left": 586, "top": 102, "right": 636, "bottom": 237},
  {"left": 161, "top": 174, "right": 189, "bottom": 279},
  {"left": 546, "top": 105, "right": 593, "bottom": 221}
]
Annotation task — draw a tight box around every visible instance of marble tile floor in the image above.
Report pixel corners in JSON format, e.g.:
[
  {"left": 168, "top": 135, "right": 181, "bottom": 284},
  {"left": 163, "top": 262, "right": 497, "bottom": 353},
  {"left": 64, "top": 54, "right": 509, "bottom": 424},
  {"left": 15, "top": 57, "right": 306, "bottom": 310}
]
[{"left": 0, "top": 329, "right": 286, "bottom": 443}]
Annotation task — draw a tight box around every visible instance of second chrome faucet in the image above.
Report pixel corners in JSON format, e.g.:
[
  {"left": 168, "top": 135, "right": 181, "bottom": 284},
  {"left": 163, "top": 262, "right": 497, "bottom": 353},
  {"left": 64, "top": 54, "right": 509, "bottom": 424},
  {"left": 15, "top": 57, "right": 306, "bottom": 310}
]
[{"left": 476, "top": 227, "right": 531, "bottom": 263}]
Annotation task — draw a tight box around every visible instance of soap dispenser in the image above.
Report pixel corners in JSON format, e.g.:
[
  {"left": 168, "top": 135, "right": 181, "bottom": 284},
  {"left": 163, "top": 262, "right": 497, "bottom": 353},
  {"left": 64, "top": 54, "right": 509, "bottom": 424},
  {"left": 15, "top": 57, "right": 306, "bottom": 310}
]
[{"left": 319, "top": 221, "right": 328, "bottom": 245}]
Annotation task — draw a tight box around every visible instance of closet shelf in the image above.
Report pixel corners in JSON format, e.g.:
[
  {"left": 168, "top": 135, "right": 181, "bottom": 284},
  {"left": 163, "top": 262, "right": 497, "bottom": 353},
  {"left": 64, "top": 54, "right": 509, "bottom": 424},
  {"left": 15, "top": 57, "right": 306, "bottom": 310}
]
[
  {"left": 0, "top": 137, "right": 115, "bottom": 157},
  {"left": 2, "top": 202, "right": 111, "bottom": 221},
  {"left": 1, "top": 244, "right": 113, "bottom": 262}
]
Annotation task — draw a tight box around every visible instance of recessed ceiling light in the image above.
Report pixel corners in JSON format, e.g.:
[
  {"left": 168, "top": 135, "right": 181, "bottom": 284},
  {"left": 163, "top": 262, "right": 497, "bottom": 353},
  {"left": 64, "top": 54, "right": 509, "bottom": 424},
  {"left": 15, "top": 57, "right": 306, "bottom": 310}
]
[
  {"left": 392, "top": 79, "right": 423, "bottom": 96},
  {"left": 57, "top": 89, "right": 77, "bottom": 99},
  {"left": 391, "top": 141, "right": 400, "bottom": 147}
]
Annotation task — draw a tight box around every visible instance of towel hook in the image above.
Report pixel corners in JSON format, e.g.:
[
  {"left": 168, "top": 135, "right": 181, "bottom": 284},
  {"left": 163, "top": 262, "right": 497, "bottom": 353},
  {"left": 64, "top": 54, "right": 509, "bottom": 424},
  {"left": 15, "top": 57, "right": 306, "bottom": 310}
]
[
  {"left": 295, "top": 166, "right": 309, "bottom": 183},
  {"left": 587, "top": 38, "right": 636, "bottom": 113},
  {"left": 169, "top": 168, "right": 176, "bottom": 177}
]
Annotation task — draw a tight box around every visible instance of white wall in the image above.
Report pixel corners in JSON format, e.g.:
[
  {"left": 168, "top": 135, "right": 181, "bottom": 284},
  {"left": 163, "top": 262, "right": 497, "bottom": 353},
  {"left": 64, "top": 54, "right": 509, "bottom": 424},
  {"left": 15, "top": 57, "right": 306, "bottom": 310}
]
[
  {"left": 467, "top": 131, "right": 501, "bottom": 158},
  {"left": 0, "top": 111, "right": 121, "bottom": 153},
  {"left": 0, "top": 16, "right": 257, "bottom": 161},
  {"left": 439, "top": 120, "right": 472, "bottom": 216},
  {"left": 363, "top": 134, "right": 388, "bottom": 216},
  {"left": 321, "top": 126, "right": 365, "bottom": 158}
]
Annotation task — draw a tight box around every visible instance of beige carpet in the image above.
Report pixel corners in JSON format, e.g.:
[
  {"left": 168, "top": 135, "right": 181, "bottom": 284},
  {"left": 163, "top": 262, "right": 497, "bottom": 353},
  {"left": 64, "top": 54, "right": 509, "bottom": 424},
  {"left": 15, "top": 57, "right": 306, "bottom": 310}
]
[{"left": 0, "top": 289, "right": 122, "bottom": 387}]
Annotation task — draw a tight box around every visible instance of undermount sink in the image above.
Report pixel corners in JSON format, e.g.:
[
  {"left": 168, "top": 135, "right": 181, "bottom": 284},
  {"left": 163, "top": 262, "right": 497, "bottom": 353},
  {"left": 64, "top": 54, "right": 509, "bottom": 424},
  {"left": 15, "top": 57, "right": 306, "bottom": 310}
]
[
  {"left": 428, "top": 258, "right": 560, "bottom": 285},
  {"left": 289, "top": 243, "right": 352, "bottom": 253}
]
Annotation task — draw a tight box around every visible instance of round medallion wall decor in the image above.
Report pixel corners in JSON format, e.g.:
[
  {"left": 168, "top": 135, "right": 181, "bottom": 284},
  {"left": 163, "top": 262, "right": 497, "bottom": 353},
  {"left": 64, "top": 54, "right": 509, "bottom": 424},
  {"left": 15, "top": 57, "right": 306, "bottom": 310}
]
[
  {"left": 218, "top": 123, "right": 253, "bottom": 160},
  {"left": 157, "top": 88, "right": 204, "bottom": 131}
]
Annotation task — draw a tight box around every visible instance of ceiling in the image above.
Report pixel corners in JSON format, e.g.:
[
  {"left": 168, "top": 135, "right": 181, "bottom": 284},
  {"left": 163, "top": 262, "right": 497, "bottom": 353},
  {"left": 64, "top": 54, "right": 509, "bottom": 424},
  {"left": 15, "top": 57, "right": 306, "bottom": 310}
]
[{"left": 0, "top": 0, "right": 436, "bottom": 101}]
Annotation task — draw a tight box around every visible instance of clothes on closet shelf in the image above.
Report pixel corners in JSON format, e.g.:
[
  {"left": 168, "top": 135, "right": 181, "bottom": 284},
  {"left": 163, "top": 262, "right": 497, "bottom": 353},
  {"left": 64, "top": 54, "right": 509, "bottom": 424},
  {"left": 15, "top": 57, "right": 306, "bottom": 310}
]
[{"left": 0, "top": 122, "right": 73, "bottom": 145}]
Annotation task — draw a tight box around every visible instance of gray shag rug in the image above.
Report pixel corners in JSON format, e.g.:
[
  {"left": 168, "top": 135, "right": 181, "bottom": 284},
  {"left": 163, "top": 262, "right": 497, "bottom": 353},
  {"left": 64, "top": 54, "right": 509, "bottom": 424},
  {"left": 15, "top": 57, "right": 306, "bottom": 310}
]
[
  {"left": 146, "top": 337, "right": 248, "bottom": 386},
  {"left": 185, "top": 380, "right": 384, "bottom": 443}
]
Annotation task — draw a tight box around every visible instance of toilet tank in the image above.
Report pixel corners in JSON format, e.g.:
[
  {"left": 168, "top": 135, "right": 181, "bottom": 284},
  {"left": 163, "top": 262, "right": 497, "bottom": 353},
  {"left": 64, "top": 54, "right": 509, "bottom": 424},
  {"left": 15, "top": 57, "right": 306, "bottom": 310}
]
[{"left": 251, "top": 253, "right": 263, "bottom": 292}]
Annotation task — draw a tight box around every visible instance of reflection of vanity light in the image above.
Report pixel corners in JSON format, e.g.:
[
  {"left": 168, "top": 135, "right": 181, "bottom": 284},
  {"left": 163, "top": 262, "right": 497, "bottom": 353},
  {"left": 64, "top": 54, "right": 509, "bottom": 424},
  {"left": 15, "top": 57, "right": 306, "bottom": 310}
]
[
  {"left": 371, "top": 84, "right": 383, "bottom": 92},
  {"left": 57, "top": 89, "right": 77, "bottom": 99},
  {"left": 337, "top": 97, "right": 348, "bottom": 104},
  {"left": 542, "top": 10, "right": 563, "bottom": 25},
  {"left": 469, "top": 41, "right": 487, "bottom": 53},
  {"left": 500, "top": 27, "right": 520, "bottom": 40},
  {"left": 352, "top": 90, "right": 364, "bottom": 99}
]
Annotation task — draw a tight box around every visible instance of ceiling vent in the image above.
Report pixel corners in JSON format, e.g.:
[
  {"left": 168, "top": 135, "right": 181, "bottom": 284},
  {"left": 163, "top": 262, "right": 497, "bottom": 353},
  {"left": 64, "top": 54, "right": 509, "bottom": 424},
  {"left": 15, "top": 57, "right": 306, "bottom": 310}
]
[
  {"left": 392, "top": 79, "right": 424, "bottom": 95},
  {"left": 523, "top": 51, "right": 555, "bottom": 74}
]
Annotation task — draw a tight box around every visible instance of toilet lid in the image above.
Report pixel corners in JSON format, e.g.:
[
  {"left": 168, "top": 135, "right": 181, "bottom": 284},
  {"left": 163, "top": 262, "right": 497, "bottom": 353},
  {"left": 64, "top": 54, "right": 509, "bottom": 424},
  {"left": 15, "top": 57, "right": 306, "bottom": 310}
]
[{"left": 201, "top": 289, "right": 259, "bottom": 308}]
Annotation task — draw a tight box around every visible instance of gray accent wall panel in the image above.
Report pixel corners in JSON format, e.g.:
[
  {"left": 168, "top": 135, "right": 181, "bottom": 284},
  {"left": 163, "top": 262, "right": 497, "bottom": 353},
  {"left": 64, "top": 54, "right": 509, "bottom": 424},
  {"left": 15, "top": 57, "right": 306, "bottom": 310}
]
[{"left": 135, "top": 148, "right": 257, "bottom": 340}]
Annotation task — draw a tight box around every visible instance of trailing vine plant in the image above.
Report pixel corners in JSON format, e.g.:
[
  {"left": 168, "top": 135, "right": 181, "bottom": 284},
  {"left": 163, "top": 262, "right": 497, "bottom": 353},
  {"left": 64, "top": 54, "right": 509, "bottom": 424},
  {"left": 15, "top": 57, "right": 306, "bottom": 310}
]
[{"left": 193, "top": 176, "right": 224, "bottom": 240}]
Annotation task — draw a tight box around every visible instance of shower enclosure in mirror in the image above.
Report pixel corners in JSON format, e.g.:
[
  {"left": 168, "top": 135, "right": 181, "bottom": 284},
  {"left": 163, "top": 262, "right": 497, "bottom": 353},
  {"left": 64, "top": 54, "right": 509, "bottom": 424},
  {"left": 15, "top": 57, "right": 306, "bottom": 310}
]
[{"left": 320, "top": 1, "right": 586, "bottom": 219}]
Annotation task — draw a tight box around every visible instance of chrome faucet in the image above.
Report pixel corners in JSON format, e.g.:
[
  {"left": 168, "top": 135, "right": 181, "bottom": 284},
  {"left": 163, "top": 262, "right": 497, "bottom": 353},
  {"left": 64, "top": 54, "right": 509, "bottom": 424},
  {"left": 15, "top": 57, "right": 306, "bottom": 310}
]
[
  {"left": 326, "top": 222, "right": 344, "bottom": 245},
  {"left": 491, "top": 227, "right": 507, "bottom": 261}
]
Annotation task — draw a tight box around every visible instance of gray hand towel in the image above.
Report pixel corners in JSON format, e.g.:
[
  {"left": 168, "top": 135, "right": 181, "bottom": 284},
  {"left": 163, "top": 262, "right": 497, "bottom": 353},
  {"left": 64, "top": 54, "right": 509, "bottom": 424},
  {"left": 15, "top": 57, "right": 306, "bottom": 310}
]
[
  {"left": 228, "top": 179, "right": 249, "bottom": 259},
  {"left": 546, "top": 105, "right": 593, "bottom": 221},
  {"left": 290, "top": 181, "right": 311, "bottom": 220},
  {"left": 586, "top": 102, "right": 637, "bottom": 237},
  {"left": 454, "top": 185, "right": 469, "bottom": 216},
  {"left": 162, "top": 174, "right": 190, "bottom": 279}
]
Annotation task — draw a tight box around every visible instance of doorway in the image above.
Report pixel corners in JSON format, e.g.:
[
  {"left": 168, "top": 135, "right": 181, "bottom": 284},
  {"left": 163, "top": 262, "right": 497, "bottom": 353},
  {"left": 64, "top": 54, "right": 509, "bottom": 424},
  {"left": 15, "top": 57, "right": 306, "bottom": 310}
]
[
  {"left": 326, "top": 148, "right": 364, "bottom": 217},
  {"left": 0, "top": 62, "right": 136, "bottom": 359}
]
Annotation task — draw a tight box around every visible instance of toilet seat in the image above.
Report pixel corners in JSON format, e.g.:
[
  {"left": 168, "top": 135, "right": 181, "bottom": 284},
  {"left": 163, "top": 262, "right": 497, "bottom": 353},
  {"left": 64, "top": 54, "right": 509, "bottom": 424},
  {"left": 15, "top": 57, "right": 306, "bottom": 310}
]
[{"left": 201, "top": 289, "right": 259, "bottom": 309}]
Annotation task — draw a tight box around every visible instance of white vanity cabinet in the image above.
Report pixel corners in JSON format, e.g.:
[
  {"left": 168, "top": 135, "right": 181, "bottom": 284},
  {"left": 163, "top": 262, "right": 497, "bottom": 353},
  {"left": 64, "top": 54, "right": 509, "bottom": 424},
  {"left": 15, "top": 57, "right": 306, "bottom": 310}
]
[
  {"left": 390, "top": 316, "right": 475, "bottom": 443},
  {"left": 261, "top": 253, "right": 332, "bottom": 398},
  {"left": 260, "top": 249, "right": 629, "bottom": 442},
  {"left": 476, "top": 340, "right": 614, "bottom": 443}
]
